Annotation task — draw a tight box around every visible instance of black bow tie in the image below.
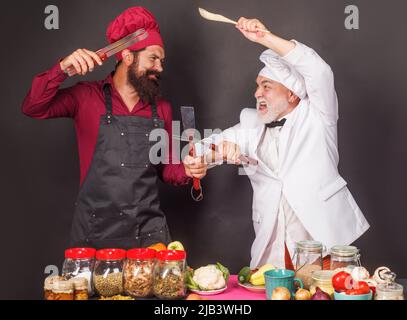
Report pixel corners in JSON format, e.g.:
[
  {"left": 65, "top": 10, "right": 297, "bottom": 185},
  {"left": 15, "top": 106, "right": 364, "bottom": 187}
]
[{"left": 266, "top": 118, "right": 287, "bottom": 128}]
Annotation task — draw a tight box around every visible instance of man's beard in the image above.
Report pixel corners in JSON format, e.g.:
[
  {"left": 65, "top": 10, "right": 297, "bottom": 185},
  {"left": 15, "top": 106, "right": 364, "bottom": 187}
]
[
  {"left": 127, "top": 61, "right": 161, "bottom": 104},
  {"left": 256, "top": 98, "right": 289, "bottom": 124}
]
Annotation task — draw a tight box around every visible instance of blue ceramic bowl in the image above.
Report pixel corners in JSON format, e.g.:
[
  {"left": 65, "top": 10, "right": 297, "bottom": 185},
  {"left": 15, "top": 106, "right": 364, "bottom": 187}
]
[{"left": 334, "top": 290, "right": 373, "bottom": 300}]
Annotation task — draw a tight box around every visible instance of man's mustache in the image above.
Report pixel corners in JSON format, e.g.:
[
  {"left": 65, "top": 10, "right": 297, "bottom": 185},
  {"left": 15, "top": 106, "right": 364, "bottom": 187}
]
[{"left": 145, "top": 70, "right": 161, "bottom": 81}]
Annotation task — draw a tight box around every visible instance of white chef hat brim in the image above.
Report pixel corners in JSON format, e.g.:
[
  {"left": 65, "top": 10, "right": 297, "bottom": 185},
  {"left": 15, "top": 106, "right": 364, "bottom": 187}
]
[{"left": 258, "top": 49, "right": 307, "bottom": 100}]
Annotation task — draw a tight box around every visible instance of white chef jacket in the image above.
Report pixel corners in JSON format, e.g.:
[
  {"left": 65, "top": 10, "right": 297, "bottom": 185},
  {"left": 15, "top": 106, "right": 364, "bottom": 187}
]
[{"left": 257, "top": 111, "right": 313, "bottom": 269}]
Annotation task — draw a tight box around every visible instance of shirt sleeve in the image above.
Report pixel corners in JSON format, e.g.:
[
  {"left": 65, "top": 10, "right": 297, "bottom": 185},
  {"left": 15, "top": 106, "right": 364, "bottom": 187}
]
[
  {"left": 282, "top": 40, "right": 339, "bottom": 125},
  {"left": 21, "top": 61, "right": 79, "bottom": 119},
  {"left": 157, "top": 101, "right": 191, "bottom": 186}
]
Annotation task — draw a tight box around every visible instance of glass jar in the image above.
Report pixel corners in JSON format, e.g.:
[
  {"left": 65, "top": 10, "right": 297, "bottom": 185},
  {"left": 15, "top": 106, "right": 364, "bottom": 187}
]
[
  {"left": 153, "top": 250, "right": 186, "bottom": 300},
  {"left": 293, "top": 241, "right": 325, "bottom": 290},
  {"left": 330, "top": 245, "right": 361, "bottom": 270},
  {"left": 93, "top": 249, "right": 126, "bottom": 297},
  {"left": 124, "top": 248, "right": 156, "bottom": 298},
  {"left": 62, "top": 247, "right": 96, "bottom": 295},
  {"left": 71, "top": 277, "right": 89, "bottom": 300},
  {"left": 51, "top": 279, "right": 74, "bottom": 300},
  {"left": 44, "top": 276, "right": 64, "bottom": 300},
  {"left": 375, "top": 272, "right": 404, "bottom": 300},
  {"left": 309, "top": 270, "right": 335, "bottom": 299}
]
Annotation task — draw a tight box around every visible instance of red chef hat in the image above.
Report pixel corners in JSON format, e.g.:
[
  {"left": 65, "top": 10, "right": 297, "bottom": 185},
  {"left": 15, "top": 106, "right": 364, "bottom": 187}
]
[{"left": 106, "top": 7, "right": 164, "bottom": 61}]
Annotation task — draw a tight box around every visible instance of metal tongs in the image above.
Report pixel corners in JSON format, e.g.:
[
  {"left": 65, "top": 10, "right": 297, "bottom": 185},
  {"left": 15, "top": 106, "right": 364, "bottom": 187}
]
[{"left": 65, "top": 28, "right": 148, "bottom": 76}]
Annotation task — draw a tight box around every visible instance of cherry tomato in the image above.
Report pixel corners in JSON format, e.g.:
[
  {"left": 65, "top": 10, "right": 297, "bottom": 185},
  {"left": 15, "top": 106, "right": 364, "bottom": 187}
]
[{"left": 332, "top": 271, "right": 352, "bottom": 292}]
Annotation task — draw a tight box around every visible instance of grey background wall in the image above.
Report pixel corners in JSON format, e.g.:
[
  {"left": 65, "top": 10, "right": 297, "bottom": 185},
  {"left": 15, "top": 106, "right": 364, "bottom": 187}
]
[{"left": 0, "top": 0, "right": 406, "bottom": 299}]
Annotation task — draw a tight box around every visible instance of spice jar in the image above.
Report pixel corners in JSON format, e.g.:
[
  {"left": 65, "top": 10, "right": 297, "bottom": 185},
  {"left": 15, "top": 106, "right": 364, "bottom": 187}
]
[
  {"left": 153, "top": 250, "right": 186, "bottom": 300},
  {"left": 293, "top": 240, "right": 325, "bottom": 289},
  {"left": 309, "top": 270, "right": 335, "bottom": 299},
  {"left": 375, "top": 272, "right": 404, "bottom": 300},
  {"left": 51, "top": 279, "right": 74, "bottom": 300},
  {"left": 44, "top": 276, "right": 64, "bottom": 300},
  {"left": 330, "top": 245, "right": 361, "bottom": 270},
  {"left": 71, "top": 277, "right": 89, "bottom": 300},
  {"left": 93, "top": 249, "right": 126, "bottom": 297},
  {"left": 124, "top": 248, "right": 156, "bottom": 298},
  {"left": 62, "top": 248, "right": 96, "bottom": 295}
]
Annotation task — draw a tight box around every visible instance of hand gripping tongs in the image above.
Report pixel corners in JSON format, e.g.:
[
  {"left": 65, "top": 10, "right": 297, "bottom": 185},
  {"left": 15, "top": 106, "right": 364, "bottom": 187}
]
[{"left": 65, "top": 28, "right": 148, "bottom": 76}]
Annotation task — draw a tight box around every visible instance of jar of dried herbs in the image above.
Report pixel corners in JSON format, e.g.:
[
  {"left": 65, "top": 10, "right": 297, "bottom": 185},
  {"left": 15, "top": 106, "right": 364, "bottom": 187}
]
[
  {"left": 93, "top": 249, "right": 126, "bottom": 297},
  {"left": 153, "top": 250, "right": 186, "bottom": 300},
  {"left": 124, "top": 248, "right": 156, "bottom": 298}
]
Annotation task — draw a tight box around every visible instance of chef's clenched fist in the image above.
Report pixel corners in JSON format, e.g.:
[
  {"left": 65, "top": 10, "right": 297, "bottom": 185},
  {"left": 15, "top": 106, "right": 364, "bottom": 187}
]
[
  {"left": 60, "top": 49, "right": 103, "bottom": 76},
  {"left": 183, "top": 155, "right": 208, "bottom": 180},
  {"left": 236, "top": 17, "right": 270, "bottom": 44},
  {"left": 211, "top": 141, "right": 241, "bottom": 165}
]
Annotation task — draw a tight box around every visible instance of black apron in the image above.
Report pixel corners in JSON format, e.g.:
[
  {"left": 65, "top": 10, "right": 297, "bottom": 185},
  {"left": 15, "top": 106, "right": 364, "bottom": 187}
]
[{"left": 70, "top": 83, "right": 171, "bottom": 249}]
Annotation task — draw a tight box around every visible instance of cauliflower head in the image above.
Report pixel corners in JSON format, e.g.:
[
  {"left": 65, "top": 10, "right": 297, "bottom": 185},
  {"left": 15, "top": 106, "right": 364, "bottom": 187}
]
[{"left": 192, "top": 265, "right": 226, "bottom": 290}]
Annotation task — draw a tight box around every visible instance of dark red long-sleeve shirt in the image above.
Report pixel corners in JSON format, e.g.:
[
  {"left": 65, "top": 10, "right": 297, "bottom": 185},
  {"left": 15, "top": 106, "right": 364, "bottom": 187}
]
[{"left": 22, "top": 61, "right": 190, "bottom": 187}]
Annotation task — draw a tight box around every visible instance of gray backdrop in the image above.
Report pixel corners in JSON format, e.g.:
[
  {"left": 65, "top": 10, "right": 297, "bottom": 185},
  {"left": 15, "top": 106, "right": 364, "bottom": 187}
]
[{"left": 1, "top": 0, "right": 406, "bottom": 299}]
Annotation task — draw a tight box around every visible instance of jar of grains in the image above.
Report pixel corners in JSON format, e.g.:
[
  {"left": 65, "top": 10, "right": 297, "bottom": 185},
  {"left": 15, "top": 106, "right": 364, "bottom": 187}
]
[
  {"left": 153, "top": 250, "right": 186, "bottom": 300},
  {"left": 293, "top": 240, "right": 325, "bottom": 290},
  {"left": 93, "top": 249, "right": 126, "bottom": 297}
]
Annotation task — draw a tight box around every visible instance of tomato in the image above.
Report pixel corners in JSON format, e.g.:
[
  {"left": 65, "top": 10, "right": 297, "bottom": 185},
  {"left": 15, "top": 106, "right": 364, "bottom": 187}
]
[
  {"left": 346, "top": 288, "right": 366, "bottom": 295},
  {"left": 332, "top": 271, "right": 352, "bottom": 292},
  {"left": 352, "top": 281, "right": 371, "bottom": 294}
]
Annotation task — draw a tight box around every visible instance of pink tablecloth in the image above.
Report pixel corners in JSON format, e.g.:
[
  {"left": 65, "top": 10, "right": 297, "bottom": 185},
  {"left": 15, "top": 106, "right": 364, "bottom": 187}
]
[{"left": 199, "top": 275, "right": 266, "bottom": 300}]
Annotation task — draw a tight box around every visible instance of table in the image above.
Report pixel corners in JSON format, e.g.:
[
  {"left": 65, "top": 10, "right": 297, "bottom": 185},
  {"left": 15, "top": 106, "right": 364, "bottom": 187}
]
[
  {"left": 196, "top": 275, "right": 266, "bottom": 300},
  {"left": 194, "top": 277, "right": 407, "bottom": 300}
]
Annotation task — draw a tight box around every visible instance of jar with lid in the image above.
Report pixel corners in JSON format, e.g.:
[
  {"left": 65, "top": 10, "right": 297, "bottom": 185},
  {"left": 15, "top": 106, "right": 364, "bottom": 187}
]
[
  {"left": 51, "top": 279, "right": 74, "bottom": 300},
  {"left": 62, "top": 247, "right": 96, "bottom": 295},
  {"left": 153, "top": 250, "right": 186, "bottom": 300},
  {"left": 293, "top": 240, "right": 325, "bottom": 289},
  {"left": 44, "top": 276, "right": 64, "bottom": 300},
  {"left": 375, "top": 272, "right": 404, "bottom": 300},
  {"left": 309, "top": 270, "right": 335, "bottom": 299},
  {"left": 124, "top": 248, "right": 156, "bottom": 298},
  {"left": 71, "top": 277, "right": 89, "bottom": 300},
  {"left": 93, "top": 249, "right": 126, "bottom": 297},
  {"left": 330, "top": 245, "right": 361, "bottom": 270}
]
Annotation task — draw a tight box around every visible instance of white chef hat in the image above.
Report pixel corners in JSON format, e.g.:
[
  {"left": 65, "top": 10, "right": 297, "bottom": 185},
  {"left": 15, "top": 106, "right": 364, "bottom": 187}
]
[{"left": 258, "top": 49, "right": 307, "bottom": 99}]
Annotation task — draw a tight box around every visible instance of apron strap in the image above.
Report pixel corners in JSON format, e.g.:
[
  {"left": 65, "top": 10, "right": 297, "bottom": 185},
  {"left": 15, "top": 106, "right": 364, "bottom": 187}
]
[
  {"left": 151, "top": 102, "right": 160, "bottom": 128},
  {"left": 103, "top": 83, "right": 113, "bottom": 124},
  {"left": 103, "top": 82, "right": 160, "bottom": 128}
]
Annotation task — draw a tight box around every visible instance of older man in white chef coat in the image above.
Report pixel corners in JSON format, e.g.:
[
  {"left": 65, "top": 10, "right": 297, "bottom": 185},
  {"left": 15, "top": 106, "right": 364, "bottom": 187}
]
[{"left": 197, "top": 18, "right": 370, "bottom": 270}]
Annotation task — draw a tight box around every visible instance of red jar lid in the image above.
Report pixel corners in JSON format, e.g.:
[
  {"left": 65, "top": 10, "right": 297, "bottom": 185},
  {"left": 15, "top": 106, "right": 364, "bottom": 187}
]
[
  {"left": 65, "top": 248, "right": 96, "bottom": 259},
  {"left": 156, "top": 250, "right": 186, "bottom": 261},
  {"left": 127, "top": 248, "right": 156, "bottom": 260},
  {"left": 96, "top": 249, "right": 127, "bottom": 260}
]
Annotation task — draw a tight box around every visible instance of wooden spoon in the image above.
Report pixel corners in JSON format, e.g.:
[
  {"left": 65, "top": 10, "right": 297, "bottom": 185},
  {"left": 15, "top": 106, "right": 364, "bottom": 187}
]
[{"left": 198, "top": 8, "right": 270, "bottom": 34}]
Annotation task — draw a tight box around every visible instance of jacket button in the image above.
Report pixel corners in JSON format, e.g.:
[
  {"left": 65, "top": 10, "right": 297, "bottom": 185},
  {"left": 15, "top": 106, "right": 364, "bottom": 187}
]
[
  {"left": 120, "top": 132, "right": 125, "bottom": 136},
  {"left": 121, "top": 163, "right": 125, "bottom": 167},
  {"left": 135, "top": 236, "right": 139, "bottom": 240}
]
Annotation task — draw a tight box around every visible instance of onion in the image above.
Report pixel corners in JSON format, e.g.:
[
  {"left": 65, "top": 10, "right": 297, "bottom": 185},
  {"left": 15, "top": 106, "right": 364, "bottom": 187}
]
[
  {"left": 311, "top": 287, "right": 331, "bottom": 300},
  {"left": 295, "top": 288, "right": 312, "bottom": 300},
  {"left": 271, "top": 287, "right": 291, "bottom": 300}
]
